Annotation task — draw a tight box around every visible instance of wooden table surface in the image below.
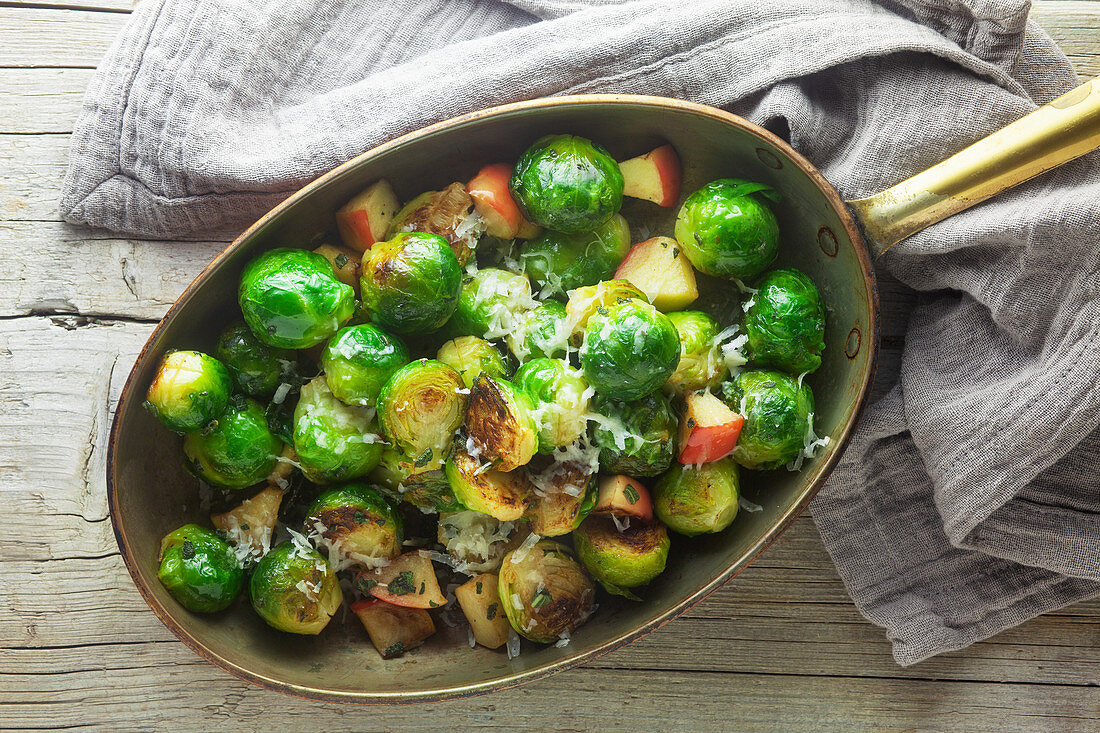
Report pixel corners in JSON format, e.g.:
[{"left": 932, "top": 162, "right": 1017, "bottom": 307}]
[{"left": 3, "top": 2, "right": 1099, "bottom": 730}]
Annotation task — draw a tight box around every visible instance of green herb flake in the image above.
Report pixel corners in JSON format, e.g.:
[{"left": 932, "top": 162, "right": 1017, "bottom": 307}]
[
  {"left": 353, "top": 511, "right": 367, "bottom": 525},
  {"left": 387, "top": 571, "right": 416, "bottom": 596},
  {"left": 486, "top": 603, "right": 498, "bottom": 620},
  {"left": 413, "top": 449, "right": 433, "bottom": 468},
  {"left": 180, "top": 540, "right": 196, "bottom": 559},
  {"left": 383, "top": 641, "right": 405, "bottom": 657},
  {"left": 334, "top": 253, "right": 350, "bottom": 268},
  {"left": 428, "top": 600, "right": 440, "bottom": 608},
  {"left": 239, "top": 522, "right": 250, "bottom": 531},
  {"left": 419, "top": 581, "right": 426, "bottom": 595},
  {"left": 531, "top": 589, "right": 552, "bottom": 609},
  {"left": 356, "top": 577, "right": 379, "bottom": 594},
  {"left": 475, "top": 581, "right": 483, "bottom": 594},
  {"left": 623, "top": 486, "right": 639, "bottom": 504}
]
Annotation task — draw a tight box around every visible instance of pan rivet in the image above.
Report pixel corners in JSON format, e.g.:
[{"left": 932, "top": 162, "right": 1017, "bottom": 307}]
[
  {"left": 755, "top": 148, "right": 783, "bottom": 170},
  {"left": 845, "top": 327, "right": 861, "bottom": 359},
  {"left": 818, "top": 226, "right": 839, "bottom": 257}
]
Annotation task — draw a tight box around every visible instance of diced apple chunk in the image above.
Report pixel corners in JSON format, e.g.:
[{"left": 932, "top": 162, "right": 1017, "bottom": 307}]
[
  {"left": 454, "top": 573, "right": 511, "bottom": 649},
  {"left": 678, "top": 391, "right": 745, "bottom": 465},
  {"left": 467, "top": 163, "right": 538, "bottom": 240},
  {"left": 351, "top": 599, "right": 435, "bottom": 659},
  {"left": 360, "top": 552, "right": 448, "bottom": 609},
  {"left": 618, "top": 144, "right": 682, "bottom": 207},
  {"left": 210, "top": 485, "right": 284, "bottom": 557},
  {"left": 312, "top": 243, "right": 361, "bottom": 294},
  {"left": 594, "top": 475, "right": 653, "bottom": 522},
  {"left": 614, "top": 236, "right": 698, "bottom": 312},
  {"left": 335, "top": 179, "right": 399, "bottom": 252}
]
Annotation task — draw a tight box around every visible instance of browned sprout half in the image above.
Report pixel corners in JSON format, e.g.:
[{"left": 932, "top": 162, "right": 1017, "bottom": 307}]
[
  {"left": 444, "top": 440, "right": 532, "bottom": 521},
  {"left": 386, "top": 183, "right": 482, "bottom": 264},
  {"left": 498, "top": 539, "right": 596, "bottom": 643},
  {"left": 464, "top": 374, "right": 539, "bottom": 472}
]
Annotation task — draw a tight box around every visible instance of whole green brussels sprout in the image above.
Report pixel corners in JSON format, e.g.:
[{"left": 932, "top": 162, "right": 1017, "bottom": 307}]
[
  {"left": 359, "top": 231, "right": 462, "bottom": 333},
  {"left": 305, "top": 484, "right": 403, "bottom": 565},
  {"left": 513, "top": 358, "right": 592, "bottom": 453},
  {"left": 465, "top": 374, "right": 540, "bottom": 472},
  {"left": 518, "top": 214, "right": 631, "bottom": 297},
  {"left": 674, "top": 179, "right": 780, "bottom": 280},
  {"left": 564, "top": 278, "right": 646, "bottom": 346},
  {"left": 664, "top": 311, "right": 726, "bottom": 396},
  {"left": 590, "top": 393, "right": 677, "bottom": 477},
  {"left": 572, "top": 516, "right": 670, "bottom": 599},
  {"left": 214, "top": 322, "right": 294, "bottom": 397},
  {"left": 449, "top": 268, "right": 535, "bottom": 340},
  {"left": 510, "top": 134, "right": 624, "bottom": 233},
  {"left": 743, "top": 268, "right": 826, "bottom": 374},
  {"left": 183, "top": 397, "right": 281, "bottom": 489},
  {"left": 249, "top": 540, "right": 342, "bottom": 634},
  {"left": 157, "top": 524, "right": 244, "bottom": 613},
  {"left": 722, "top": 369, "right": 815, "bottom": 470},
  {"left": 145, "top": 350, "right": 232, "bottom": 433},
  {"left": 506, "top": 299, "right": 569, "bottom": 363},
  {"left": 653, "top": 458, "right": 740, "bottom": 536},
  {"left": 580, "top": 299, "right": 681, "bottom": 401},
  {"left": 293, "top": 376, "right": 384, "bottom": 483},
  {"left": 320, "top": 324, "right": 410, "bottom": 407},
  {"left": 370, "top": 448, "right": 463, "bottom": 513},
  {"left": 238, "top": 248, "right": 355, "bottom": 349},
  {"left": 436, "top": 336, "right": 512, "bottom": 389},
  {"left": 377, "top": 359, "right": 466, "bottom": 469},
  {"left": 498, "top": 539, "right": 596, "bottom": 643}
]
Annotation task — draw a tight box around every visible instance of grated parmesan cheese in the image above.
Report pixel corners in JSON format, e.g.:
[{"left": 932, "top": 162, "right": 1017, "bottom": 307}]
[
  {"left": 510, "top": 532, "right": 541, "bottom": 564},
  {"left": 787, "top": 411, "right": 831, "bottom": 471}
]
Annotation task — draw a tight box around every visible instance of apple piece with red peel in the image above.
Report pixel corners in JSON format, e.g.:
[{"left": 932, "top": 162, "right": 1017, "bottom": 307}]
[
  {"left": 614, "top": 236, "right": 699, "bottom": 311},
  {"left": 678, "top": 391, "right": 746, "bottom": 465},
  {"left": 619, "top": 144, "right": 681, "bottom": 207},
  {"left": 336, "top": 179, "right": 400, "bottom": 252},
  {"left": 361, "top": 552, "right": 448, "bottom": 609},
  {"left": 350, "top": 598, "right": 435, "bottom": 658},
  {"left": 467, "top": 163, "right": 539, "bottom": 239},
  {"left": 594, "top": 475, "right": 654, "bottom": 522}
]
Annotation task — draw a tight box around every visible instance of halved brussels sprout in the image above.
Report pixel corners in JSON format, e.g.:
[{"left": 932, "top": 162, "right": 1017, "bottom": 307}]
[
  {"left": 518, "top": 214, "right": 631, "bottom": 297},
  {"left": 674, "top": 179, "right": 780, "bottom": 280},
  {"left": 444, "top": 441, "right": 531, "bottom": 521},
  {"left": 653, "top": 458, "right": 740, "bottom": 536},
  {"left": 664, "top": 311, "right": 726, "bottom": 396},
  {"left": 513, "top": 358, "right": 592, "bottom": 453},
  {"left": 437, "top": 510, "right": 524, "bottom": 573},
  {"left": 564, "top": 279, "right": 646, "bottom": 346},
  {"left": 506, "top": 300, "right": 569, "bottom": 363},
  {"left": 465, "top": 374, "right": 539, "bottom": 472},
  {"left": 305, "top": 484, "right": 403, "bottom": 566},
  {"left": 722, "top": 369, "right": 814, "bottom": 470},
  {"left": 743, "top": 268, "right": 826, "bottom": 375},
  {"left": 510, "top": 134, "right": 624, "bottom": 234},
  {"left": 238, "top": 248, "right": 355, "bottom": 349},
  {"left": 249, "top": 540, "right": 342, "bottom": 634},
  {"left": 157, "top": 524, "right": 244, "bottom": 613},
  {"left": 437, "top": 336, "right": 512, "bottom": 389},
  {"left": 385, "top": 183, "right": 482, "bottom": 264},
  {"left": 580, "top": 299, "right": 681, "bottom": 401},
  {"left": 370, "top": 448, "right": 462, "bottom": 513},
  {"left": 145, "top": 350, "right": 232, "bottom": 433},
  {"left": 572, "top": 516, "right": 670, "bottom": 598},
  {"left": 320, "top": 324, "right": 410, "bottom": 407},
  {"left": 523, "top": 461, "right": 597, "bottom": 537},
  {"left": 183, "top": 397, "right": 282, "bottom": 489},
  {"left": 215, "top": 322, "right": 294, "bottom": 397},
  {"left": 498, "top": 539, "right": 596, "bottom": 643},
  {"left": 359, "top": 232, "right": 462, "bottom": 334},
  {"left": 449, "top": 268, "right": 535, "bottom": 340},
  {"left": 292, "top": 376, "right": 384, "bottom": 484},
  {"left": 590, "top": 393, "right": 677, "bottom": 477},
  {"left": 376, "top": 359, "right": 466, "bottom": 468}
]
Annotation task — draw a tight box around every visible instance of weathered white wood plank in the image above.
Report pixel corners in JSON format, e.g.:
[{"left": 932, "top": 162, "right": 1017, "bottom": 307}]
[
  {"left": 0, "top": 134, "right": 71, "bottom": 221},
  {"left": 0, "top": 8, "right": 127, "bottom": 68},
  {"left": 0, "top": 68, "right": 93, "bottom": 132},
  {"left": 1032, "top": 2, "right": 1100, "bottom": 81}
]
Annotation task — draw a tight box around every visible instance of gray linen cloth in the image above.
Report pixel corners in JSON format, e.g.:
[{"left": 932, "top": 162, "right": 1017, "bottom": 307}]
[{"left": 62, "top": 0, "right": 1100, "bottom": 664}]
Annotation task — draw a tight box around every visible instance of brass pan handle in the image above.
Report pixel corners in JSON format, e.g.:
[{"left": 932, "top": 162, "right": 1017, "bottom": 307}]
[{"left": 848, "top": 78, "right": 1100, "bottom": 259}]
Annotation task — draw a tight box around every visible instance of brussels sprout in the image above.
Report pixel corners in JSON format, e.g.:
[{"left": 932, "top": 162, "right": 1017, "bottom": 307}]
[
  {"left": 370, "top": 448, "right": 463, "bottom": 513},
  {"left": 145, "top": 350, "right": 232, "bottom": 433},
  {"left": 437, "top": 336, "right": 512, "bottom": 389},
  {"left": 580, "top": 299, "right": 681, "bottom": 401},
  {"left": 306, "top": 484, "right": 403, "bottom": 565},
  {"left": 183, "top": 398, "right": 282, "bottom": 489},
  {"left": 564, "top": 279, "right": 646, "bottom": 346},
  {"left": 573, "top": 516, "right": 670, "bottom": 598},
  {"left": 722, "top": 369, "right": 814, "bottom": 470},
  {"left": 249, "top": 541, "right": 342, "bottom": 634},
  {"left": 385, "top": 183, "right": 482, "bottom": 265},
  {"left": 518, "top": 214, "right": 631, "bottom": 297},
  {"left": 743, "top": 268, "right": 826, "bottom": 374},
  {"left": 214, "top": 322, "right": 294, "bottom": 397},
  {"left": 664, "top": 311, "right": 726, "bottom": 396},
  {"left": 513, "top": 358, "right": 591, "bottom": 453},
  {"left": 293, "top": 376, "right": 384, "bottom": 484},
  {"left": 590, "top": 393, "right": 677, "bottom": 477},
  {"left": 511, "top": 134, "right": 624, "bottom": 233},
  {"left": 465, "top": 374, "right": 539, "bottom": 472},
  {"left": 320, "top": 324, "right": 410, "bottom": 407},
  {"left": 498, "top": 539, "right": 596, "bottom": 643},
  {"left": 444, "top": 441, "right": 531, "bottom": 521},
  {"left": 377, "top": 359, "right": 466, "bottom": 468},
  {"left": 524, "top": 460, "right": 598, "bottom": 536},
  {"left": 674, "top": 179, "right": 780, "bottom": 280},
  {"left": 653, "top": 458, "right": 740, "bottom": 536},
  {"left": 359, "top": 232, "right": 463, "bottom": 334},
  {"left": 506, "top": 300, "right": 569, "bottom": 362},
  {"left": 449, "top": 268, "right": 535, "bottom": 340},
  {"left": 157, "top": 524, "right": 244, "bottom": 613},
  {"left": 238, "top": 248, "right": 355, "bottom": 349}
]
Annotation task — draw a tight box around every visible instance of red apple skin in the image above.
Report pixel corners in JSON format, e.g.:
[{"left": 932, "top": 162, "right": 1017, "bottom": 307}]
[
  {"left": 677, "top": 393, "right": 746, "bottom": 465},
  {"left": 619, "top": 144, "right": 681, "bottom": 207},
  {"left": 594, "top": 475, "right": 654, "bottom": 522},
  {"left": 350, "top": 598, "right": 378, "bottom": 613},
  {"left": 363, "top": 553, "right": 447, "bottom": 610},
  {"left": 467, "top": 163, "right": 529, "bottom": 239},
  {"left": 336, "top": 179, "right": 399, "bottom": 252}
]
